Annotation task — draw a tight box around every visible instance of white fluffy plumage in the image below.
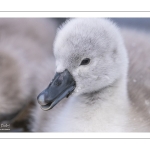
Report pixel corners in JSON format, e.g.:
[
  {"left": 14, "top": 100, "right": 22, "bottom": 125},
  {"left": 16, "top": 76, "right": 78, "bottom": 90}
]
[{"left": 33, "top": 18, "right": 150, "bottom": 132}]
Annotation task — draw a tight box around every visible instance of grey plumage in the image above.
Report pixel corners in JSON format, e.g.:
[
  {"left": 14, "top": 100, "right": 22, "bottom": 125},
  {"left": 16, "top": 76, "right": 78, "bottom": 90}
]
[{"left": 33, "top": 18, "right": 150, "bottom": 132}]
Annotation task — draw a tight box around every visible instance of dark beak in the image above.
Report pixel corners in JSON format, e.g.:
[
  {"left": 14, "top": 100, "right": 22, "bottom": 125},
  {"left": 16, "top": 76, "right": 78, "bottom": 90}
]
[{"left": 37, "top": 69, "right": 76, "bottom": 111}]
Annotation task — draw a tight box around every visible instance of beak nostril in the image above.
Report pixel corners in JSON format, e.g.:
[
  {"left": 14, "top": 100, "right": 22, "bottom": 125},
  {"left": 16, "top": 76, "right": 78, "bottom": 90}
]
[{"left": 54, "top": 80, "right": 62, "bottom": 86}]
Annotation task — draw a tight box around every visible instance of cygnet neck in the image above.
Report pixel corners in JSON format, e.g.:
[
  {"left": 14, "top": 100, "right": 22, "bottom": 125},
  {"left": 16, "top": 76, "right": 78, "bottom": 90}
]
[
  {"left": 68, "top": 76, "right": 130, "bottom": 132},
  {"left": 79, "top": 76, "right": 129, "bottom": 106}
]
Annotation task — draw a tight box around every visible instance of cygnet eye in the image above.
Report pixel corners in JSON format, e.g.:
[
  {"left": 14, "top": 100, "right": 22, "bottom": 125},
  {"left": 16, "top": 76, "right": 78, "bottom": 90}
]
[{"left": 80, "top": 58, "right": 90, "bottom": 65}]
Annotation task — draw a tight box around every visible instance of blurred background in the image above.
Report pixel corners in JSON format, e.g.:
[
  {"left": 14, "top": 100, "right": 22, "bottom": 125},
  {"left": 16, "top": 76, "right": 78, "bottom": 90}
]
[
  {"left": 0, "top": 18, "right": 150, "bottom": 132},
  {"left": 54, "top": 18, "right": 150, "bottom": 32}
]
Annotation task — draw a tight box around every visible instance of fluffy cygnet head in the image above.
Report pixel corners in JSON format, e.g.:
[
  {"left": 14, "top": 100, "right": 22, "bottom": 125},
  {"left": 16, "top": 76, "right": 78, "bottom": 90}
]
[
  {"left": 37, "top": 18, "right": 128, "bottom": 110},
  {"left": 54, "top": 18, "right": 128, "bottom": 94}
]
